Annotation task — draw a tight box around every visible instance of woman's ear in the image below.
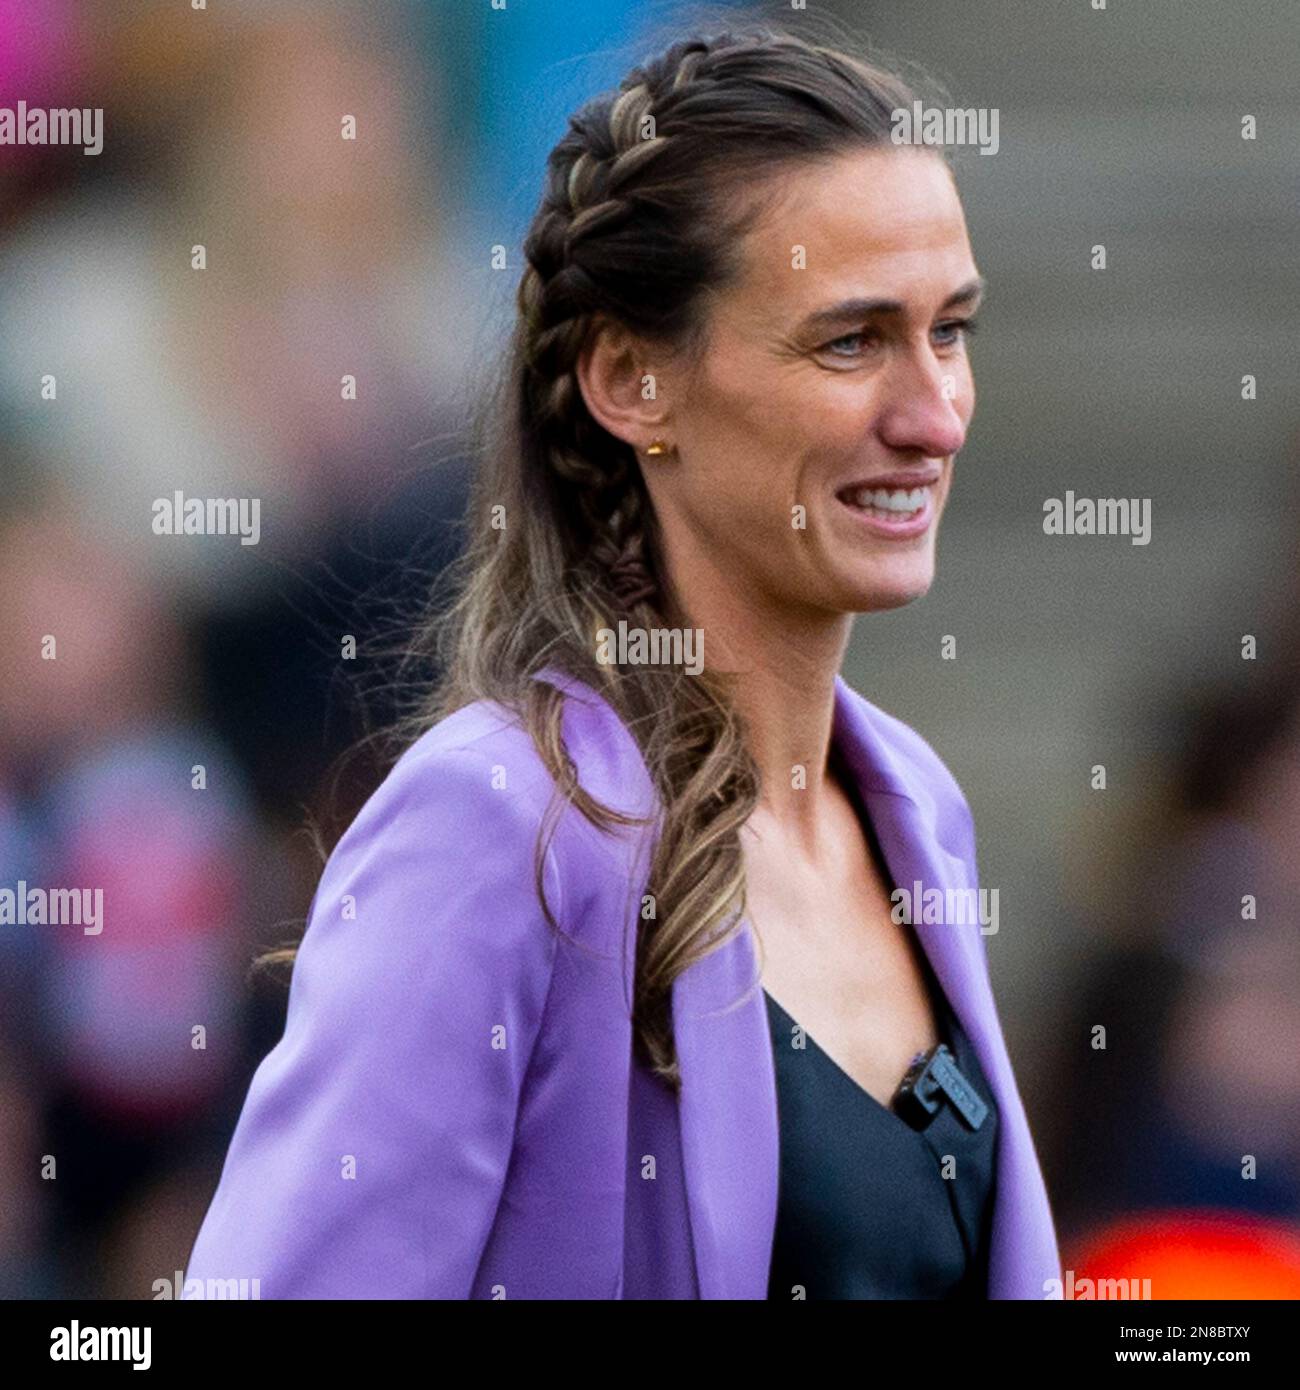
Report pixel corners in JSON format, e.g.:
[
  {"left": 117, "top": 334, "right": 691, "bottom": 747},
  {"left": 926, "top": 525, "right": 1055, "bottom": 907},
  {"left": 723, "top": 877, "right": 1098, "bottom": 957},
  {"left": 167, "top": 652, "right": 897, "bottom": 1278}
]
[{"left": 576, "top": 316, "right": 672, "bottom": 451}]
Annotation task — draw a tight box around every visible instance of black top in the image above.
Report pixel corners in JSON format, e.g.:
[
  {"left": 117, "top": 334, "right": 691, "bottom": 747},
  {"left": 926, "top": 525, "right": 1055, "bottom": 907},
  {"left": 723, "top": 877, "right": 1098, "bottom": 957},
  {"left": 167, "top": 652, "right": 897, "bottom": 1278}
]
[{"left": 764, "top": 975, "right": 999, "bottom": 1300}]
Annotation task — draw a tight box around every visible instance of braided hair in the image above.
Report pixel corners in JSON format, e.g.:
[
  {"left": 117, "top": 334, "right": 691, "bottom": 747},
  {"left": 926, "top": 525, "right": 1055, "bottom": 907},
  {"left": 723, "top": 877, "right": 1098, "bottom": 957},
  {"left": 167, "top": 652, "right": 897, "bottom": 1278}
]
[{"left": 515, "top": 57, "right": 696, "bottom": 618}]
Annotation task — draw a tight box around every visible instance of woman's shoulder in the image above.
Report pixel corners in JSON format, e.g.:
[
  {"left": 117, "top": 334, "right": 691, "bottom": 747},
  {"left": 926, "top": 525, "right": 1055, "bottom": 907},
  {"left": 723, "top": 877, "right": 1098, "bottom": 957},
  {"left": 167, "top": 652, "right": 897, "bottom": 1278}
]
[
  {"left": 276, "top": 674, "right": 653, "bottom": 1023},
  {"left": 375, "top": 668, "right": 657, "bottom": 825},
  {"left": 320, "top": 669, "right": 657, "bottom": 928}
]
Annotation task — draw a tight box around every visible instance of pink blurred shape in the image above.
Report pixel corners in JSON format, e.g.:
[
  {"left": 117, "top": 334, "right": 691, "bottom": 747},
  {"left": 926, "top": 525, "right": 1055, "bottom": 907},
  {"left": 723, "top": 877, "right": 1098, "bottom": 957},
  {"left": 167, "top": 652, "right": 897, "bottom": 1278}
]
[{"left": 0, "top": 0, "right": 86, "bottom": 91}]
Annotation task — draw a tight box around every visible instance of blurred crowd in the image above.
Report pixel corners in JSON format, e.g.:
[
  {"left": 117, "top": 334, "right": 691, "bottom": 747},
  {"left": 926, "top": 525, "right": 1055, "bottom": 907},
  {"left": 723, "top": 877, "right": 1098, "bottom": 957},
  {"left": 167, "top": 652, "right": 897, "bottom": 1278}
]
[
  {"left": 0, "top": 0, "right": 476, "bottom": 1296},
  {"left": 1042, "top": 626, "right": 1300, "bottom": 1297},
  {"left": 0, "top": 0, "right": 1297, "bottom": 1300}
]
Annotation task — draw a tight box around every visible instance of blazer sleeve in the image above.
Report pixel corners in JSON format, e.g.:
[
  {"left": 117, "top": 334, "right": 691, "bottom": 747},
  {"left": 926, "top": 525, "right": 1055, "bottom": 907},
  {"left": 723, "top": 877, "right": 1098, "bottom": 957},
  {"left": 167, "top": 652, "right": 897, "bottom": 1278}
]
[{"left": 184, "top": 741, "right": 562, "bottom": 1298}]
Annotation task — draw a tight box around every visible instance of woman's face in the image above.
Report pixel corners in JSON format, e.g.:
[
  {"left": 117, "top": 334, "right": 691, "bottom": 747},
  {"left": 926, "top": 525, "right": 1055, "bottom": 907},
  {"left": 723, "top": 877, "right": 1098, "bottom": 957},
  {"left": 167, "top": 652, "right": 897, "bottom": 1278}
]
[{"left": 644, "top": 145, "right": 981, "bottom": 619}]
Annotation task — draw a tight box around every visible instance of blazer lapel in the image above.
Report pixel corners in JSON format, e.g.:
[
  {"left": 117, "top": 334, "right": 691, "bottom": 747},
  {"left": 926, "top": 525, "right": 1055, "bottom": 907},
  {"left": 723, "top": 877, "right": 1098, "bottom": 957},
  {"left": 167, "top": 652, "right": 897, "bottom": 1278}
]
[
  {"left": 829, "top": 675, "right": 987, "bottom": 1077},
  {"left": 671, "top": 913, "right": 779, "bottom": 1299},
  {"left": 829, "top": 675, "right": 1060, "bottom": 1298},
  {"left": 531, "top": 664, "right": 780, "bottom": 1300}
]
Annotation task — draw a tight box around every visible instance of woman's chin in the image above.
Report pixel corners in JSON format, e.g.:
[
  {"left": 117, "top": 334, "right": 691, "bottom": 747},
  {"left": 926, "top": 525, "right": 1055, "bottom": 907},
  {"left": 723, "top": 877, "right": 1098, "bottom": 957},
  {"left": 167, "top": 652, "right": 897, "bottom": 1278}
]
[
  {"left": 837, "top": 559, "right": 936, "bottom": 613},
  {"left": 853, "top": 587, "right": 929, "bottom": 614}
]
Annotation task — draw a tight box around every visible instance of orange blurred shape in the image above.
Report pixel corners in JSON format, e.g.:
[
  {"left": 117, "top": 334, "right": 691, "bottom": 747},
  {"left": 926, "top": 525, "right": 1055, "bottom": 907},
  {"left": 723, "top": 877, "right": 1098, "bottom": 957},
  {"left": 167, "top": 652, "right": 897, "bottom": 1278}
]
[{"left": 1070, "top": 1211, "right": 1300, "bottom": 1299}]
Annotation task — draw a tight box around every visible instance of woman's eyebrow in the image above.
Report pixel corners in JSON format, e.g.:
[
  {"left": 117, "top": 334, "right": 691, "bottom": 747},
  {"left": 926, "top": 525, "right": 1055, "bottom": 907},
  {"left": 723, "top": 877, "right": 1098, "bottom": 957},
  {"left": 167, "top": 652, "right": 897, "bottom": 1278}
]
[{"left": 794, "top": 276, "right": 986, "bottom": 335}]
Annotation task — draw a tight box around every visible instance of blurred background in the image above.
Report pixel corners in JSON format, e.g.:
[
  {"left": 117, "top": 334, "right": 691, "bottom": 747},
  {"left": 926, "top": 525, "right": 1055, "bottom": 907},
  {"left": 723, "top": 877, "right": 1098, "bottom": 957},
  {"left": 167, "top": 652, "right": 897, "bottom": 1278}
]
[{"left": 1, "top": 0, "right": 1298, "bottom": 1299}]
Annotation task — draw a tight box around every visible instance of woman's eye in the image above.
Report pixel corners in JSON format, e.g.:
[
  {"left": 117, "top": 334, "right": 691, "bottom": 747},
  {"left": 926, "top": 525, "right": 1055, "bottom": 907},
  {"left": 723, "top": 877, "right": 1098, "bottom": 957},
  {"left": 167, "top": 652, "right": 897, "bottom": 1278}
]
[
  {"left": 822, "top": 329, "right": 881, "bottom": 358},
  {"left": 933, "top": 317, "right": 979, "bottom": 348},
  {"left": 820, "top": 317, "right": 979, "bottom": 360}
]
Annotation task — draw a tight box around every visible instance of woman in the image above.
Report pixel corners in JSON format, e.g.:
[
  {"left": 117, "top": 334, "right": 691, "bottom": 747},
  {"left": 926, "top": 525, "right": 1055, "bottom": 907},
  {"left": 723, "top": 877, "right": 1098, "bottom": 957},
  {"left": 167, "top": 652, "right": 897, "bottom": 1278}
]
[{"left": 186, "top": 23, "right": 1061, "bottom": 1300}]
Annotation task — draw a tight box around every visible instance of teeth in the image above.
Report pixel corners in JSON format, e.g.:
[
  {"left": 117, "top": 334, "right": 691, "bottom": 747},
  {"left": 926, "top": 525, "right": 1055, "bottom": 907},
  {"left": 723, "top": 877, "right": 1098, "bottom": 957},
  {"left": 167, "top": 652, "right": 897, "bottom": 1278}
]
[{"left": 843, "top": 485, "right": 929, "bottom": 512}]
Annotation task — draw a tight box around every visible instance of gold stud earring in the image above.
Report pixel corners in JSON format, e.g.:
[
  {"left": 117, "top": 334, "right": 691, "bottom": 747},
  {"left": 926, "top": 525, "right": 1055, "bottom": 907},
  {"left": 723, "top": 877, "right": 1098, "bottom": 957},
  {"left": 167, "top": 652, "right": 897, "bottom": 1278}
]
[{"left": 645, "top": 439, "right": 670, "bottom": 457}]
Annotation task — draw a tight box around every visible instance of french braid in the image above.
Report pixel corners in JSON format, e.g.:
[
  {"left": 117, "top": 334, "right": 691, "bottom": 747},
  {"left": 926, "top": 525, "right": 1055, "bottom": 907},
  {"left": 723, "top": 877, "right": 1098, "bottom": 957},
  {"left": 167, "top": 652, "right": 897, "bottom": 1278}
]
[{"left": 516, "top": 44, "right": 717, "bottom": 618}]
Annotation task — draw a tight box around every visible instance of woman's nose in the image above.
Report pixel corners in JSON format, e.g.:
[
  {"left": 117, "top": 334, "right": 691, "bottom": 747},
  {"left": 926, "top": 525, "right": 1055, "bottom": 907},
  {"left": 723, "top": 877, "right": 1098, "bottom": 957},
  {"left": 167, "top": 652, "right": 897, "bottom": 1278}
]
[{"left": 875, "top": 355, "right": 970, "bottom": 460}]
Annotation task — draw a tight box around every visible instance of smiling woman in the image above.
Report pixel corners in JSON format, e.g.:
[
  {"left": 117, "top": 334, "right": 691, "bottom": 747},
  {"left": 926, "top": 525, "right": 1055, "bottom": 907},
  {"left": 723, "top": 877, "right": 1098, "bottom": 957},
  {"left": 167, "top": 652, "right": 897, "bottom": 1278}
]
[
  {"left": 580, "top": 142, "right": 985, "bottom": 617},
  {"left": 185, "top": 19, "right": 1060, "bottom": 1301}
]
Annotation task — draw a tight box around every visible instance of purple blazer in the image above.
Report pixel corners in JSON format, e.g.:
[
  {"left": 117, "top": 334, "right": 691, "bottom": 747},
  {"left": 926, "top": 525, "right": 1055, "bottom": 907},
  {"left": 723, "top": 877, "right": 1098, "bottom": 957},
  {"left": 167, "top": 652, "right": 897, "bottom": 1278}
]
[{"left": 186, "top": 665, "right": 1061, "bottom": 1299}]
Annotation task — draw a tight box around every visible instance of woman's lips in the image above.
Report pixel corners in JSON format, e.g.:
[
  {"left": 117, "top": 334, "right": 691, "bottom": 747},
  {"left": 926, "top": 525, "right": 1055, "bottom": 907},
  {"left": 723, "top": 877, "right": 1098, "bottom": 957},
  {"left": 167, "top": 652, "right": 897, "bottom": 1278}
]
[{"left": 834, "top": 482, "right": 937, "bottom": 539}]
